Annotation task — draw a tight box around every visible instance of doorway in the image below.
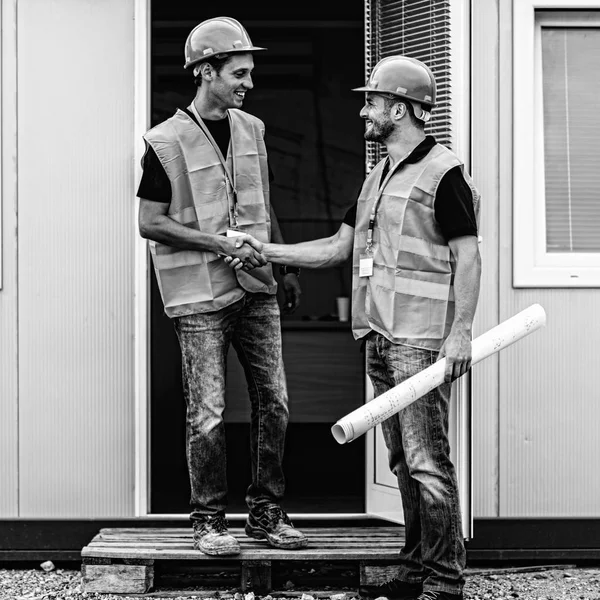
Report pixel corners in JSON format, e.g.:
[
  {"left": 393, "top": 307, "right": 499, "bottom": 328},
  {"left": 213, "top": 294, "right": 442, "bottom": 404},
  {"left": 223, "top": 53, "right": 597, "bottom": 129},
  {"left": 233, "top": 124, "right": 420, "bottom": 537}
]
[{"left": 148, "top": 1, "right": 367, "bottom": 515}]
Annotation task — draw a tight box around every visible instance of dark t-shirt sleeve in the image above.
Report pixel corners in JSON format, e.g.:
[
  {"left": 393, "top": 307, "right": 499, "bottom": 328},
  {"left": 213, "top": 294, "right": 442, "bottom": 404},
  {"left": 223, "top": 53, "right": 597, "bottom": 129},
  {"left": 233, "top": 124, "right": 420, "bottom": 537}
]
[
  {"left": 137, "top": 139, "right": 274, "bottom": 202},
  {"left": 343, "top": 203, "right": 357, "bottom": 227},
  {"left": 434, "top": 165, "right": 478, "bottom": 241},
  {"left": 137, "top": 143, "right": 172, "bottom": 203}
]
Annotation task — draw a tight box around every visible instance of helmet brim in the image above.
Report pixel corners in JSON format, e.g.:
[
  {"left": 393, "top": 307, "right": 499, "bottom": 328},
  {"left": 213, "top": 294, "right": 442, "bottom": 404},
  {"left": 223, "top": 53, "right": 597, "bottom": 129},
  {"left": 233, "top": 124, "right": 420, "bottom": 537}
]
[
  {"left": 184, "top": 46, "right": 267, "bottom": 69},
  {"left": 351, "top": 86, "right": 435, "bottom": 109}
]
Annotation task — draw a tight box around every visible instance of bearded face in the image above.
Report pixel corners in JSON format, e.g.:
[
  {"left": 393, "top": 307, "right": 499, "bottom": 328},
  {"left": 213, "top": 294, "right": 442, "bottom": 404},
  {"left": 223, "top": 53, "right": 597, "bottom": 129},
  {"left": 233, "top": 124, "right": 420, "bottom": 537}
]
[{"left": 361, "top": 94, "right": 396, "bottom": 143}]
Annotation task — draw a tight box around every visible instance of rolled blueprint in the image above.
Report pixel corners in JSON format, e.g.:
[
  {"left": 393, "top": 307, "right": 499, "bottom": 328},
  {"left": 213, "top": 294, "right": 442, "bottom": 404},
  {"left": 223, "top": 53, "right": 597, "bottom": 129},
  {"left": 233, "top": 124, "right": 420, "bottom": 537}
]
[{"left": 331, "top": 303, "right": 547, "bottom": 444}]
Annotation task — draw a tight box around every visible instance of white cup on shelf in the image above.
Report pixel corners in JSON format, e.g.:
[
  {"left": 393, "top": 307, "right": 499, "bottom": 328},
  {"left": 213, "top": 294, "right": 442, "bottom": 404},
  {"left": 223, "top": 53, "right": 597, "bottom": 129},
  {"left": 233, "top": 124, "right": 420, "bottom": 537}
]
[{"left": 336, "top": 296, "right": 350, "bottom": 322}]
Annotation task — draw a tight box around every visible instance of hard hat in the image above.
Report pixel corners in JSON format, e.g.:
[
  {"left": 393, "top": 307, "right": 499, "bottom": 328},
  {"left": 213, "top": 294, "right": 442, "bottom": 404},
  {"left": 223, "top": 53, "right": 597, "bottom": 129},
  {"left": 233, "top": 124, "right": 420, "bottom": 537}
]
[
  {"left": 353, "top": 55, "right": 436, "bottom": 120},
  {"left": 184, "top": 17, "right": 266, "bottom": 70}
]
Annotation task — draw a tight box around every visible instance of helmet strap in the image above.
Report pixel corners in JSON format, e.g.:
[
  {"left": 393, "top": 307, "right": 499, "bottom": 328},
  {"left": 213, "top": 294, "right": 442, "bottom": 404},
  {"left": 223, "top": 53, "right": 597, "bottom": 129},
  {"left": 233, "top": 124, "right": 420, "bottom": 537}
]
[{"left": 411, "top": 101, "right": 431, "bottom": 123}]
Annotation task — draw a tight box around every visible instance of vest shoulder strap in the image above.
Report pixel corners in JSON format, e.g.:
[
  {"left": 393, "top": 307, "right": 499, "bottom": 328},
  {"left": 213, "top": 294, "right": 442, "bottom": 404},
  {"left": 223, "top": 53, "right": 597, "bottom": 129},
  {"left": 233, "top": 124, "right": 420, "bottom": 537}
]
[
  {"left": 229, "top": 109, "right": 265, "bottom": 139},
  {"left": 413, "top": 144, "right": 463, "bottom": 197},
  {"left": 143, "top": 110, "right": 190, "bottom": 145}
]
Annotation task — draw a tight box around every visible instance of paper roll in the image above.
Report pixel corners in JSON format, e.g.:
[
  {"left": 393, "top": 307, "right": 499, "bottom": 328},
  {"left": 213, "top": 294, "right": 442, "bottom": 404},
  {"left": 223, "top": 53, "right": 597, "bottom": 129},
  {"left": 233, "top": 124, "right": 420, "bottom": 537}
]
[{"left": 331, "top": 303, "right": 547, "bottom": 444}]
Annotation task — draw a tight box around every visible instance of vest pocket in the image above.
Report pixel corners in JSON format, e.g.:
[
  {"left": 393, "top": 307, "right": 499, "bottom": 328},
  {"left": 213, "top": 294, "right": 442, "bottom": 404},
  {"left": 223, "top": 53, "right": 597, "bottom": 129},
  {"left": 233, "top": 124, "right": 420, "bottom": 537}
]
[
  {"left": 376, "top": 284, "right": 448, "bottom": 341},
  {"left": 188, "top": 169, "right": 227, "bottom": 197}
]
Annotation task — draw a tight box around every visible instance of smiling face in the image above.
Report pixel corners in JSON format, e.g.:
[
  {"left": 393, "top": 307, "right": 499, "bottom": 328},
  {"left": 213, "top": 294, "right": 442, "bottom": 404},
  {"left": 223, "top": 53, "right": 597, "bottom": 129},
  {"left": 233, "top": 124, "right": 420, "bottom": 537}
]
[
  {"left": 360, "top": 93, "right": 396, "bottom": 143},
  {"left": 206, "top": 53, "right": 255, "bottom": 110}
]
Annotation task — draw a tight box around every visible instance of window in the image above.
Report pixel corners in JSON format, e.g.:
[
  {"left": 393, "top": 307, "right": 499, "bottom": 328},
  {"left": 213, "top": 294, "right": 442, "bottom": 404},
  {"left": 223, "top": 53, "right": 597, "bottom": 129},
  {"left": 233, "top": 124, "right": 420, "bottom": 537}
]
[
  {"left": 364, "top": 0, "right": 459, "bottom": 171},
  {"left": 513, "top": 2, "right": 600, "bottom": 287}
]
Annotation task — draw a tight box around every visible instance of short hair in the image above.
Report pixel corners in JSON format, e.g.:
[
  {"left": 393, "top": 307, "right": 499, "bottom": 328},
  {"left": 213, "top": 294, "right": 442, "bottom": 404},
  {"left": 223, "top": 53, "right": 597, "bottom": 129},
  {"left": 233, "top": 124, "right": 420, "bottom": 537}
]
[
  {"left": 382, "top": 95, "right": 425, "bottom": 130},
  {"left": 193, "top": 53, "right": 233, "bottom": 87}
]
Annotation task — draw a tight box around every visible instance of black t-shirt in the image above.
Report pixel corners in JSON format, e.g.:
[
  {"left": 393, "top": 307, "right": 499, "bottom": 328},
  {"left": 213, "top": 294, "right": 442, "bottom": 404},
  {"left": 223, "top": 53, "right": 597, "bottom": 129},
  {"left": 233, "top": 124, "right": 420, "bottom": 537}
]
[
  {"left": 342, "top": 136, "right": 477, "bottom": 241},
  {"left": 137, "top": 108, "right": 273, "bottom": 202}
]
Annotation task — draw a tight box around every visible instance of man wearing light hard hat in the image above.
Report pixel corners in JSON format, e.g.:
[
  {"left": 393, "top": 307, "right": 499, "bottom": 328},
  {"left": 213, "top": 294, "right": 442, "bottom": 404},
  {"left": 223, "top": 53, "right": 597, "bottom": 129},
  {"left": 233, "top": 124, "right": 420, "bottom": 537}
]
[
  {"left": 137, "top": 17, "right": 306, "bottom": 556},
  {"left": 230, "top": 56, "right": 481, "bottom": 600}
]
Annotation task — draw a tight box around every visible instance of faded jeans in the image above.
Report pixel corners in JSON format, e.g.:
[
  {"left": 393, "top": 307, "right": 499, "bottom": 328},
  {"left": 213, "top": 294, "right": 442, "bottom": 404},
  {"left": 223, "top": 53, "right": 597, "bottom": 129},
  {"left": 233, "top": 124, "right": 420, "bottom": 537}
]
[
  {"left": 366, "top": 333, "right": 466, "bottom": 595},
  {"left": 173, "top": 293, "right": 289, "bottom": 522}
]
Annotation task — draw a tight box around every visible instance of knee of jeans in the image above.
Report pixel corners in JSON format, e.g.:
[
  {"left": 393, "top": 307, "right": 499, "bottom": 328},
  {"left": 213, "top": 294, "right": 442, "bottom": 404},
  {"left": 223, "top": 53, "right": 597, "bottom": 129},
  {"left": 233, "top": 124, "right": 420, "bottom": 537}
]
[
  {"left": 276, "top": 399, "right": 290, "bottom": 422},
  {"left": 405, "top": 453, "right": 451, "bottom": 499},
  {"left": 188, "top": 402, "right": 225, "bottom": 431}
]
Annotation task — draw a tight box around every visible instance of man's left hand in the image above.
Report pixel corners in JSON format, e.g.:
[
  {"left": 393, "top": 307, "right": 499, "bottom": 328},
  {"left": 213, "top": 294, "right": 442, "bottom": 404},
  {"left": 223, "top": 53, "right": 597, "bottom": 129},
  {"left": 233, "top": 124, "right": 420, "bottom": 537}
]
[
  {"left": 437, "top": 329, "right": 472, "bottom": 383},
  {"left": 282, "top": 274, "right": 301, "bottom": 314}
]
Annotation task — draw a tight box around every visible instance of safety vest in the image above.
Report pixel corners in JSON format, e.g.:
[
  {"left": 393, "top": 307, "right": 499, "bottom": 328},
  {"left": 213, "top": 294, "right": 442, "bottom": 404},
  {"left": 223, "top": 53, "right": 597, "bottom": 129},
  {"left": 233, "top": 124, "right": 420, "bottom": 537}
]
[
  {"left": 143, "top": 108, "right": 276, "bottom": 318},
  {"left": 351, "top": 143, "right": 480, "bottom": 350}
]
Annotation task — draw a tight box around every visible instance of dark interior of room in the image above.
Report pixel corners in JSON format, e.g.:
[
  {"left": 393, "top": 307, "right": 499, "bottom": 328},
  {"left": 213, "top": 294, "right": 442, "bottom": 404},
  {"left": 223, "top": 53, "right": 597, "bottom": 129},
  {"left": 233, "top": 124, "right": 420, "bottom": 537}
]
[{"left": 149, "top": 0, "right": 368, "bottom": 515}]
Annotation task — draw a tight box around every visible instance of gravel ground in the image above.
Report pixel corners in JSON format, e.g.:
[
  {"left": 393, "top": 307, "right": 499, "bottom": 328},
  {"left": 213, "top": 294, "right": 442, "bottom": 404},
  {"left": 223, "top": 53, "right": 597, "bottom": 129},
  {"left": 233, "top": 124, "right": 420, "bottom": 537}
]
[{"left": 1, "top": 564, "right": 599, "bottom": 600}]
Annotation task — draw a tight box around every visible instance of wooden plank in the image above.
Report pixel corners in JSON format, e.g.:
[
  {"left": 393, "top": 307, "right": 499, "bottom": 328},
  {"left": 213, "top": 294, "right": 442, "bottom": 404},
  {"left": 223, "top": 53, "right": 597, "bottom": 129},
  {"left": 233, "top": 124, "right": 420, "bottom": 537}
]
[
  {"left": 81, "top": 547, "right": 404, "bottom": 560},
  {"left": 80, "top": 527, "right": 409, "bottom": 595},
  {"left": 89, "top": 539, "right": 402, "bottom": 548},
  {"left": 95, "top": 527, "right": 402, "bottom": 534},
  {"left": 82, "top": 564, "right": 153, "bottom": 594},
  {"left": 359, "top": 563, "right": 402, "bottom": 586},
  {"left": 94, "top": 533, "right": 401, "bottom": 540},
  {"left": 96, "top": 532, "right": 402, "bottom": 541},
  {"left": 81, "top": 557, "right": 113, "bottom": 565},
  {"left": 81, "top": 526, "right": 405, "bottom": 562},
  {"left": 87, "top": 540, "right": 403, "bottom": 548},
  {"left": 96, "top": 527, "right": 402, "bottom": 536},
  {"left": 241, "top": 560, "right": 272, "bottom": 593}
]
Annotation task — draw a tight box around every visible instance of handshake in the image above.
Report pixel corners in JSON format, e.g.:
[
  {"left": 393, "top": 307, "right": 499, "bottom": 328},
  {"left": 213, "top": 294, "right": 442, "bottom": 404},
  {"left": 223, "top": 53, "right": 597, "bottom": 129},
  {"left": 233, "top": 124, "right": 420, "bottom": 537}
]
[{"left": 223, "top": 233, "right": 266, "bottom": 272}]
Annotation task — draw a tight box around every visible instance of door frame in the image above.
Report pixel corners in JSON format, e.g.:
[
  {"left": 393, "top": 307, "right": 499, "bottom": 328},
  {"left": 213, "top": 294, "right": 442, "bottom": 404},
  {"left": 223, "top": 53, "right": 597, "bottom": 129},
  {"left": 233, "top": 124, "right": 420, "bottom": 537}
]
[
  {"left": 131, "top": 1, "right": 369, "bottom": 520},
  {"left": 134, "top": 0, "right": 151, "bottom": 518},
  {"left": 133, "top": 0, "right": 473, "bottom": 525}
]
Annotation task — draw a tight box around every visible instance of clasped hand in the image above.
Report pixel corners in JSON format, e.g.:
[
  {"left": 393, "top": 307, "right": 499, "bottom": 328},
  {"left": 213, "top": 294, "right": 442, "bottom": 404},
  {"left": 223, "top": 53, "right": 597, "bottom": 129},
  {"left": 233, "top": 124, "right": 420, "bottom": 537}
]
[
  {"left": 223, "top": 234, "right": 302, "bottom": 314},
  {"left": 437, "top": 329, "right": 473, "bottom": 383},
  {"left": 223, "top": 234, "right": 265, "bottom": 271}
]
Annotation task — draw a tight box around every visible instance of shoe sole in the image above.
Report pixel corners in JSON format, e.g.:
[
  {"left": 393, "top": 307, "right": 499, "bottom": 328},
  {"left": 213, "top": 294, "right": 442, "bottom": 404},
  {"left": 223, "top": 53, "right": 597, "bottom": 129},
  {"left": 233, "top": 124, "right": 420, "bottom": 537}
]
[
  {"left": 195, "top": 542, "right": 241, "bottom": 556},
  {"left": 245, "top": 524, "right": 308, "bottom": 549}
]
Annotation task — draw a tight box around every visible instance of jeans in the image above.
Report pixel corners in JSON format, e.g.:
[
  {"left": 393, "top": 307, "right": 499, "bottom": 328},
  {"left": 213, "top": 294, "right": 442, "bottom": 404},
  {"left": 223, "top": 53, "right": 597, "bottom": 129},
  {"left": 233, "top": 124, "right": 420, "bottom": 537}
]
[
  {"left": 366, "top": 333, "right": 466, "bottom": 595},
  {"left": 173, "top": 293, "right": 289, "bottom": 521}
]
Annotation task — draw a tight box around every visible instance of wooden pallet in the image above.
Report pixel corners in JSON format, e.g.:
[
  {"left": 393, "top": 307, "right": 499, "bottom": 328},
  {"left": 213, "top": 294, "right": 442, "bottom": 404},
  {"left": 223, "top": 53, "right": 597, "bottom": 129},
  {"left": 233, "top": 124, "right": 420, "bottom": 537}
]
[{"left": 81, "top": 526, "right": 405, "bottom": 595}]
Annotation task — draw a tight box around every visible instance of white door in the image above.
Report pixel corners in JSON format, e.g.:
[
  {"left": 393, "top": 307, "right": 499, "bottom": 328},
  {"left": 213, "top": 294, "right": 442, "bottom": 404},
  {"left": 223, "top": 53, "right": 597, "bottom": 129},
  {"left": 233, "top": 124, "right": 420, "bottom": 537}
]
[{"left": 365, "top": 367, "right": 473, "bottom": 539}]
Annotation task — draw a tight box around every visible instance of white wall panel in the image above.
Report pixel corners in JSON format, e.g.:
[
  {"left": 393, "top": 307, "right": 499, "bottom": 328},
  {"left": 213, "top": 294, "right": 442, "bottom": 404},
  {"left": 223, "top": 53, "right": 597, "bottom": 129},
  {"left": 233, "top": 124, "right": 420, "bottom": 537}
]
[
  {"left": 497, "top": 0, "right": 600, "bottom": 517},
  {"left": 0, "top": 0, "right": 19, "bottom": 517},
  {"left": 17, "top": 0, "right": 136, "bottom": 517},
  {"left": 499, "top": 292, "right": 600, "bottom": 516},
  {"left": 471, "top": 0, "right": 501, "bottom": 518}
]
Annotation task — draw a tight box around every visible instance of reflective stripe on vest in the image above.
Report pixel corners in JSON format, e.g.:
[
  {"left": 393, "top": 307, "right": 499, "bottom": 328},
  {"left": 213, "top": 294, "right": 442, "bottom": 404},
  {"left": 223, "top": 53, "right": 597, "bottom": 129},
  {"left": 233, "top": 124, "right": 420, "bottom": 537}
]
[
  {"left": 351, "top": 143, "right": 480, "bottom": 350},
  {"left": 143, "top": 108, "right": 276, "bottom": 318}
]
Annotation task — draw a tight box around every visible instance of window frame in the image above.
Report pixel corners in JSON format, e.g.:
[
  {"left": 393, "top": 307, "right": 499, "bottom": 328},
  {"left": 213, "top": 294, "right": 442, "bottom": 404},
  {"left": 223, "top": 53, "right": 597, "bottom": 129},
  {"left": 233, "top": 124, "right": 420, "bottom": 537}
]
[{"left": 513, "top": 1, "right": 600, "bottom": 288}]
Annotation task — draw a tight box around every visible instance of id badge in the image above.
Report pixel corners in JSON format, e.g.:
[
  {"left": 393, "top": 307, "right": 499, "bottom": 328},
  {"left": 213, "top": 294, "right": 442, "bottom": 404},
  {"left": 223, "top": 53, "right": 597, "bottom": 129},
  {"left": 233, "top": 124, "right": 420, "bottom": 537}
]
[
  {"left": 227, "top": 228, "right": 245, "bottom": 238},
  {"left": 359, "top": 253, "right": 374, "bottom": 277}
]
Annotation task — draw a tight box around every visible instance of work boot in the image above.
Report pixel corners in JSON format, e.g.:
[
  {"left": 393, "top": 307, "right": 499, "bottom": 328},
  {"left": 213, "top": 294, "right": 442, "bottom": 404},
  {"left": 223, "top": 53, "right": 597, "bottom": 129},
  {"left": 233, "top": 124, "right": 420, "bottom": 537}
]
[
  {"left": 359, "top": 577, "right": 422, "bottom": 599},
  {"left": 245, "top": 504, "right": 308, "bottom": 549},
  {"left": 193, "top": 514, "right": 240, "bottom": 556},
  {"left": 417, "top": 591, "right": 463, "bottom": 600}
]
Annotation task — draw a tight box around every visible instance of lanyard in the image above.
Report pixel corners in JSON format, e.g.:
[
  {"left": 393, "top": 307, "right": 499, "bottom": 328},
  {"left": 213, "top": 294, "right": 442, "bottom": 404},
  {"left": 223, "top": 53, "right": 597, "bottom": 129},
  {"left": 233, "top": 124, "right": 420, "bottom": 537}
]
[
  {"left": 365, "top": 156, "right": 406, "bottom": 253},
  {"left": 187, "top": 103, "right": 239, "bottom": 228}
]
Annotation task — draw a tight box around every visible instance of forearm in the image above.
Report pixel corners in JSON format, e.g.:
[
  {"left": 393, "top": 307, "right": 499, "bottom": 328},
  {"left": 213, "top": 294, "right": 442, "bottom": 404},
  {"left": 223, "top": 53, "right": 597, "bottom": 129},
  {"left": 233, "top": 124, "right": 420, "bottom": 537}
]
[
  {"left": 450, "top": 249, "right": 481, "bottom": 336},
  {"left": 270, "top": 205, "right": 286, "bottom": 245},
  {"left": 263, "top": 236, "right": 348, "bottom": 269},
  {"left": 140, "top": 214, "right": 227, "bottom": 254}
]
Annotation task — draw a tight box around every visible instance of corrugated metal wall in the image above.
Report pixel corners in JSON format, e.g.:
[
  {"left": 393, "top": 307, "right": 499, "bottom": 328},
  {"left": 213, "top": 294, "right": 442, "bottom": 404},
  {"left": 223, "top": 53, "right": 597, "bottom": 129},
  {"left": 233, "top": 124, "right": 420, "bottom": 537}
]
[
  {"left": 472, "top": 0, "right": 600, "bottom": 517},
  {"left": 500, "top": 293, "right": 600, "bottom": 515},
  {"left": 2, "top": 0, "right": 599, "bottom": 521},
  {"left": 8, "top": 0, "right": 136, "bottom": 517},
  {"left": 0, "top": 0, "right": 19, "bottom": 518}
]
